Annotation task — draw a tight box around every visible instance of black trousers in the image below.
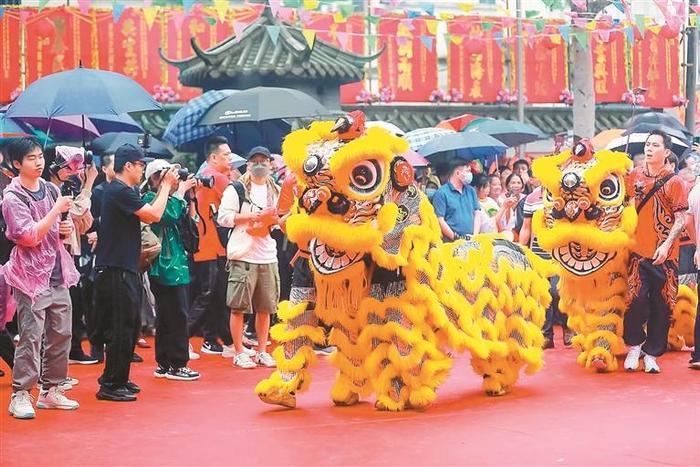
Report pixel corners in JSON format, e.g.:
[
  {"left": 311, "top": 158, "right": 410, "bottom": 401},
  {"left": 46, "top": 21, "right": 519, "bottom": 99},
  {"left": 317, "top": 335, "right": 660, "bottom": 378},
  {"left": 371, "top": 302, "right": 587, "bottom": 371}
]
[
  {"left": 188, "top": 257, "right": 231, "bottom": 346},
  {"left": 623, "top": 255, "right": 676, "bottom": 357},
  {"left": 95, "top": 268, "right": 142, "bottom": 390},
  {"left": 542, "top": 276, "right": 568, "bottom": 339},
  {"left": 151, "top": 280, "right": 189, "bottom": 369},
  {"left": 0, "top": 328, "right": 14, "bottom": 368}
]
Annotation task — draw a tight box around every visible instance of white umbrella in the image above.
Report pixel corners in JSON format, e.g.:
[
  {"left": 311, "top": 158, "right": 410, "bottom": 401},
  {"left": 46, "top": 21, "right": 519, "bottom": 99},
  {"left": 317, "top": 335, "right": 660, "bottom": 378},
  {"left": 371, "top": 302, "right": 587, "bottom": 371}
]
[{"left": 403, "top": 127, "right": 455, "bottom": 152}]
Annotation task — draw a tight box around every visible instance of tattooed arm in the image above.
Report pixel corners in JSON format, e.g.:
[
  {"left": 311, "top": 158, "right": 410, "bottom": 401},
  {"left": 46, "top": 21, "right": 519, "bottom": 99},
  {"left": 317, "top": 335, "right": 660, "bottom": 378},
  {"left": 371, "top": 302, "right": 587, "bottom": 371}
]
[{"left": 652, "top": 210, "right": 686, "bottom": 265}]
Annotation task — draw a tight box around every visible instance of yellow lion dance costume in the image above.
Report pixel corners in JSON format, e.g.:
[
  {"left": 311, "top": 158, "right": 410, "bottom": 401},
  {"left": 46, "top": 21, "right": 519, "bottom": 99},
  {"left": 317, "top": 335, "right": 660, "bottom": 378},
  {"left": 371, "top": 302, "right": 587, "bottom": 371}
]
[
  {"left": 532, "top": 144, "right": 696, "bottom": 372},
  {"left": 255, "top": 113, "right": 553, "bottom": 411}
]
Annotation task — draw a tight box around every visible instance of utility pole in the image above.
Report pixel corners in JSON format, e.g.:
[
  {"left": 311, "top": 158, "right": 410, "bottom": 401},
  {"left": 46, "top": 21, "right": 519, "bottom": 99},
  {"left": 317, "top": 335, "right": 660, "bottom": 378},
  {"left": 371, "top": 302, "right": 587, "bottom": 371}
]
[
  {"left": 685, "top": 0, "right": 698, "bottom": 134},
  {"left": 515, "top": 0, "right": 525, "bottom": 124}
]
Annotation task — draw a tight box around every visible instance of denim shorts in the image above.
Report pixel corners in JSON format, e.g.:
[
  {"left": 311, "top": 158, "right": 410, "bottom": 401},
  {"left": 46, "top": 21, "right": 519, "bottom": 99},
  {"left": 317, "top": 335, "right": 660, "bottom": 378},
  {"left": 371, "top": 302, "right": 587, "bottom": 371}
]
[{"left": 226, "top": 260, "right": 280, "bottom": 314}]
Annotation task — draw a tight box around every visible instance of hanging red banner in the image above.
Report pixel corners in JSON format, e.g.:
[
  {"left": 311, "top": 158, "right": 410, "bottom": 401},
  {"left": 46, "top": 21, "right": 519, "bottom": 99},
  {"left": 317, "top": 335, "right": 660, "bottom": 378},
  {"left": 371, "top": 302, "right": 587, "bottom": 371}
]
[
  {"left": 631, "top": 30, "right": 680, "bottom": 108},
  {"left": 591, "top": 29, "right": 627, "bottom": 103},
  {"left": 0, "top": 9, "right": 22, "bottom": 103},
  {"left": 512, "top": 22, "right": 568, "bottom": 104},
  {"left": 377, "top": 17, "right": 437, "bottom": 102},
  {"left": 447, "top": 18, "right": 505, "bottom": 103}
]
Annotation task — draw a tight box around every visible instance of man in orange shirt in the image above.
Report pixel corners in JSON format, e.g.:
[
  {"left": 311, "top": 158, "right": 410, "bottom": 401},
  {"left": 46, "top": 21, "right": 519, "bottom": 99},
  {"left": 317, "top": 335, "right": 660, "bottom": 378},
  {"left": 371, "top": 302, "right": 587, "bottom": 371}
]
[
  {"left": 623, "top": 130, "right": 688, "bottom": 374},
  {"left": 188, "top": 136, "right": 234, "bottom": 357}
]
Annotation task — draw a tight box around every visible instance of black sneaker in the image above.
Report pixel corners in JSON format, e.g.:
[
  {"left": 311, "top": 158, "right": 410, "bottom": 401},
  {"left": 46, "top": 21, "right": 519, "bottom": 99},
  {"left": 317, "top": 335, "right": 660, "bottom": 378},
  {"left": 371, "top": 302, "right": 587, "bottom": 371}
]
[
  {"left": 200, "top": 341, "right": 223, "bottom": 355},
  {"left": 68, "top": 351, "right": 99, "bottom": 365},
  {"left": 91, "top": 344, "right": 104, "bottom": 363},
  {"left": 166, "top": 367, "right": 201, "bottom": 381},
  {"left": 153, "top": 366, "right": 168, "bottom": 378},
  {"left": 131, "top": 353, "right": 144, "bottom": 363},
  {"left": 124, "top": 381, "right": 141, "bottom": 394},
  {"left": 96, "top": 387, "right": 137, "bottom": 402}
]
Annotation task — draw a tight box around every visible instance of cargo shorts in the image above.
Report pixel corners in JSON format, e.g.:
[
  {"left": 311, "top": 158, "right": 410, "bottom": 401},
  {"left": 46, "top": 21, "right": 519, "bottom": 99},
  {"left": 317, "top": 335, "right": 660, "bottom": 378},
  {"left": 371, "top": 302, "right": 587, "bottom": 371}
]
[{"left": 226, "top": 260, "right": 280, "bottom": 314}]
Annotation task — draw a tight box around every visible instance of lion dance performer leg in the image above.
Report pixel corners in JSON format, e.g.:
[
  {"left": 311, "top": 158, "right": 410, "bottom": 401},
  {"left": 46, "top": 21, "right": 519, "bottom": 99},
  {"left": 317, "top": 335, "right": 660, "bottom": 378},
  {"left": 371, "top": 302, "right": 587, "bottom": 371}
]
[{"left": 257, "top": 112, "right": 553, "bottom": 410}]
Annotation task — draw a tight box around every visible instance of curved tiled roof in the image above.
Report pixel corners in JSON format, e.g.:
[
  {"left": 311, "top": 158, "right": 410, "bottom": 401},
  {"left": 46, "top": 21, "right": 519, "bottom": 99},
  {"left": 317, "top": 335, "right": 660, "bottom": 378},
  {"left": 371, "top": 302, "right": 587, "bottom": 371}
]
[{"left": 160, "top": 9, "right": 382, "bottom": 89}]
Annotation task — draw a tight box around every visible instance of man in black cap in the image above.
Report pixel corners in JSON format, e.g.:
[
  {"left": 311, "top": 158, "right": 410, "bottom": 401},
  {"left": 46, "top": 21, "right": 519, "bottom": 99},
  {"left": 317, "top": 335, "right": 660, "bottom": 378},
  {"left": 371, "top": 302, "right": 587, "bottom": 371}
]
[{"left": 94, "top": 144, "right": 178, "bottom": 401}]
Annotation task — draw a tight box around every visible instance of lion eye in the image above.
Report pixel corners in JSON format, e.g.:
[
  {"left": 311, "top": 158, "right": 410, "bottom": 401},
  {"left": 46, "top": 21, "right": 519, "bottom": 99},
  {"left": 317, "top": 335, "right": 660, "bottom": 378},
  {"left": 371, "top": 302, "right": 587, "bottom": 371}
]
[
  {"left": 599, "top": 176, "right": 620, "bottom": 201},
  {"left": 349, "top": 160, "right": 381, "bottom": 194}
]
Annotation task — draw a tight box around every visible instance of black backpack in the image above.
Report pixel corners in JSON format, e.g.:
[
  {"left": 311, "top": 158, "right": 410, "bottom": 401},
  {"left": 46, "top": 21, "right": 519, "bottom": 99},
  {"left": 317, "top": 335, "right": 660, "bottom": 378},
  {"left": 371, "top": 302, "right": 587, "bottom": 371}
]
[
  {"left": 215, "top": 181, "right": 247, "bottom": 248},
  {"left": 177, "top": 208, "right": 200, "bottom": 257}
]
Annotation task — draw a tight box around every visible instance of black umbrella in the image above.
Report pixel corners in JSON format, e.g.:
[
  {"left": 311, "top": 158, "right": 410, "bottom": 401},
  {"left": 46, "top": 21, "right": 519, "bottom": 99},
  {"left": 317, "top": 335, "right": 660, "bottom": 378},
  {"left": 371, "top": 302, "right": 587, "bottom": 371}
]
[
  {"left": 197, "top": 86, "right": 328, "bottom": 126},
  {"left": 607, "top": 133, "right": 689, "bottom": 157},
  {"left": 90, "top": 132, "right": 174, "bottom": 159},
  {"left": 623, "top": 123, "right": 690, "bottom": 143},
  {"left": 625, "top": 112, "right": 692, "bottom": 137}
]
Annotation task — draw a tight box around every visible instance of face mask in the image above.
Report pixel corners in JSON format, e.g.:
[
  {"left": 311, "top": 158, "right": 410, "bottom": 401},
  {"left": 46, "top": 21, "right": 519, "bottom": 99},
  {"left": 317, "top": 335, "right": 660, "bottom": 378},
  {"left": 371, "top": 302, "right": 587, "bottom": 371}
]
[
  {"left": 250, "top": 163, "right": 269, "bottom": 178},
  {"left": 462, "top": 171, "right": 473, "bottom": 185},
  {"left": 425, "top": 188, "right": 437, "bottom": 199}
]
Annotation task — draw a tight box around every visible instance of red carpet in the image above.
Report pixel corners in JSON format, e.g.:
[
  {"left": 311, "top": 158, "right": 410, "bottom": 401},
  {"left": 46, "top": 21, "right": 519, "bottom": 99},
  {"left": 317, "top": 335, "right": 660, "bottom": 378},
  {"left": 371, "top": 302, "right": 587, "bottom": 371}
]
[{"left": 1, "top": 333, "right": 699, "bottom": 466}]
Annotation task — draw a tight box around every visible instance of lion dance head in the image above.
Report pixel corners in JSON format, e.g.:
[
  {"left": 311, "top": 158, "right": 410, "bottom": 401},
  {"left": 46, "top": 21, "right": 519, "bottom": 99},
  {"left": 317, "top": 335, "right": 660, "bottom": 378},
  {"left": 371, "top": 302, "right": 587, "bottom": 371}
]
[
  {"left": 532, "top": 141, "right": 638, "bottom": 279},
  {"left": 282, "top": 111, "right": 435, "bottom": 281}
]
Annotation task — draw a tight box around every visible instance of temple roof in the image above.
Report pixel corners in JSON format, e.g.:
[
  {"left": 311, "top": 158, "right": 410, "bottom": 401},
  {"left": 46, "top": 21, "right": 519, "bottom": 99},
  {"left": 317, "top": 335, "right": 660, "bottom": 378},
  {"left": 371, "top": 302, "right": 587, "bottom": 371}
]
[{"left": 160, "top": 9, "right": 382, "bottom": 89}]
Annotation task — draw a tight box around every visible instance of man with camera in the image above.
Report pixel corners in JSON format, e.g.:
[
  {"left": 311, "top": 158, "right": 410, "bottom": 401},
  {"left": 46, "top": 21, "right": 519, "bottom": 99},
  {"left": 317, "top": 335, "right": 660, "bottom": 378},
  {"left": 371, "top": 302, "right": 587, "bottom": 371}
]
[
  {"left": 188, "top": 136, "right": 235, "bottom": 358},
  {"left": 3, "top": 137, "right": 79, "bottom": 419},
  {"left": 142, "top": 159, "right": 201, "bottom": 381},
  {"left": 48, "top": 146, "right": 100, "bottom": 366},
  {"left": 94, "top": 144, "right": 177, "bottom": 402}
]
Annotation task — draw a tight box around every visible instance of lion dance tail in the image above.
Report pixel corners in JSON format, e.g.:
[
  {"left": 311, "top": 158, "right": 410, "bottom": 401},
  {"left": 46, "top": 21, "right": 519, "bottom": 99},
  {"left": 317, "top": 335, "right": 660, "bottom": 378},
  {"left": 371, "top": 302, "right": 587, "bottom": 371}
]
[{"left": 668, "top": 284, "right": 697, "bottom": 351}]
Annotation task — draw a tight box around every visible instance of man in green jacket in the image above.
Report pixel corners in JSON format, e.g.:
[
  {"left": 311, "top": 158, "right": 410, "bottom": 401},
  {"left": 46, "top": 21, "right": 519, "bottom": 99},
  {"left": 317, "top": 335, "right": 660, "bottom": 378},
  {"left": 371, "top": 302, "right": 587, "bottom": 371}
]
[{"left": 143, "top": 159, "right": 201, "bottom": 381}]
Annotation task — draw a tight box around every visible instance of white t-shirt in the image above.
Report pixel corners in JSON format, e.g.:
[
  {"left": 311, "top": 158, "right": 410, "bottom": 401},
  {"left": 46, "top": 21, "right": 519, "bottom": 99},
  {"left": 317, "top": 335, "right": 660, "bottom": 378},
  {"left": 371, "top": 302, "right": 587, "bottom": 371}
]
[
  {"left": 218, "top": 181, "right": 278, "bottom": 264},
  {"left": 688, "top": 181, "right": 700, "bottom": 247},
  {"left": 477, "top": 197, "right": 499, "bottom": 233}
]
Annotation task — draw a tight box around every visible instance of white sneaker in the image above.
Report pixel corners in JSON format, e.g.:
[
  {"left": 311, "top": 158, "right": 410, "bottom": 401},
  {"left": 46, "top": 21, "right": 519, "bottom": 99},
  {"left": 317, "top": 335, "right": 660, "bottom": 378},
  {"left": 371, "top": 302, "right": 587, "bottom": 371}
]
[
  {"left": 36, "top": 386, "right": 79, "bottom": 410},
  {"left": 222, "top": 345, "right": 255, "bottom": 358},
  {"left": 38, "top": 377, "right": 77, "bottom": 392},
  {"left": 643, "top": 354, "right": 661, "bottom": 374},
  {"left": 233, "top": 352, "right": 257, "bottom": 369},
  {"left": 8, "top": 391, "right": 35, "bottom": 419},
  {"left": 188, "top": 343, "right": 200, "bottom": 361},
  {"left": 255, "top": 351, "right": 276, "bottom": 368},
  {"left": 624, "top": 345, "right": 643, "bottom": 371}
]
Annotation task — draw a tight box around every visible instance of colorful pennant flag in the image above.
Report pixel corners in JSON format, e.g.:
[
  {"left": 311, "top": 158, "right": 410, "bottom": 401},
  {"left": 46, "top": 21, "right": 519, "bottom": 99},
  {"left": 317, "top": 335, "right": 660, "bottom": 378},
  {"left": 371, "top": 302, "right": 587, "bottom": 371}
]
[
  {"left": 525, "top": 10, "right": 539, "bottom": 18},
  {"left": 420, "top": 35, "right": 434, "bottom": 51},
  {"left": 302, "top": 29, "right": 316, "bottom": 49},
  {"left": 214, "top": 0, "right": 229, "bottom": 22},
  {"left": 422, "top": 4, "right": 435, "bottom": 17},
  {"left": 183, "top": 0, "right": 195, "bottom": 13},
  {"left": 77, "top": 0, "right": 91, "bottom": 15},
  {"left": 38, "top": 0, "right": 50, "bottom": 11},
  {"left": 425, "top": 19, "right": 438, "bottom": 35},
  {"left": 367, "top": 35, "right": 377, "bottom": 51},
  {"left": 143, "top": 7, "right": 159, "bottom": 29},
  {"left": 303, "top": 0, "right": 319, "bottom": 10},
  {"left": 558, "top": 25, "right": 570, "bottom": 43},
  {"left": 624, "top": 26, "right": 634, "bottom": 44},
  {"left": 573, "top": 31, "right": 588, "bottom": 50},
  {"left": 333, "top": 11, "right": 347, "bottom": 23},
  {"left": 336, "top": 31, "right": 350, "bottom": 50},
  {"left": 534, "top": 19, "right": 545, "bottom": 32},
  {"left": 112, "top": 2, "right": 125, "bottom": 23},
  {"left": 458, "top": 3, "right": 474, "bottom": 13},
  {"left": 0, "top": 8, "right": 4, "bottom": 20},
  {"left": 266, "top": 25, "right": 280, "bottom": 45}
]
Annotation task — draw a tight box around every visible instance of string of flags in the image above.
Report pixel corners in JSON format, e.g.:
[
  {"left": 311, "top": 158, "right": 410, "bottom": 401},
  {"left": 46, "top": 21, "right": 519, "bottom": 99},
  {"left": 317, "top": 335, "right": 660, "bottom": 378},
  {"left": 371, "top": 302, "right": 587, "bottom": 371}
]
[{"left": 0, "top": 0, "right": 697, "bottom": 54}]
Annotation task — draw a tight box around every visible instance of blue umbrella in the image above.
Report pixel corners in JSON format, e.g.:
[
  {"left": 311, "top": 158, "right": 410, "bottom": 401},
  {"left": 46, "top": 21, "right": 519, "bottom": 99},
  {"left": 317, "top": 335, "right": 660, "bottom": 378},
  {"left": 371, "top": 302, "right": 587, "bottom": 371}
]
[
  {"left": 163, "top": 89, "right": 237, "bottom": 148},
  {"left": 13, "top": 114, "right": 143, "bottom": 142},
  {"left": 464, "top": 118, "right": 546, "bottom": 147},
  {"left": 418, "top": 132, "right": 506, "bottom": 176},
  {"left": 5, "top": 66, "right": 161, "bottom": 119},
  {"left": 0, "top": 114, "right": 30, "bottom": 137}
]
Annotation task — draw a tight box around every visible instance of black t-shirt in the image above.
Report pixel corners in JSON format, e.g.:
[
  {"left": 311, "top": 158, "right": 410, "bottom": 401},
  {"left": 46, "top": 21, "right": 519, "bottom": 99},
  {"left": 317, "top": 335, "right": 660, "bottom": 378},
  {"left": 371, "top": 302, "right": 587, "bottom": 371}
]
[{"left": 95, "top": 179, "right": 145, "bottom": 273}]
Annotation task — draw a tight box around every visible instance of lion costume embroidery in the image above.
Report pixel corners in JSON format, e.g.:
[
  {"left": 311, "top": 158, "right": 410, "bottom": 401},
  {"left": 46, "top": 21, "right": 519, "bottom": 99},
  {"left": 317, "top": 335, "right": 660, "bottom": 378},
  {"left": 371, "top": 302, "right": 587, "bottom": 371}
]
[
  {"left": 532, "top": 145, "right": 696, "bottom": 372},
  {"left": 255, "top": 113, "right": 553, "bottom": 411}
]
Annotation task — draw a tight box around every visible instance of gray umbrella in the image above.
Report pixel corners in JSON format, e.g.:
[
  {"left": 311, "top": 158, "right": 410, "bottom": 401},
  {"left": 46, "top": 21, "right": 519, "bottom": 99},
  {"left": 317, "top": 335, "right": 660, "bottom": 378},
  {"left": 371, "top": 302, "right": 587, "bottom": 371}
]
[{"left": 197, "top": 86, "right": 328, "bottom": 126}]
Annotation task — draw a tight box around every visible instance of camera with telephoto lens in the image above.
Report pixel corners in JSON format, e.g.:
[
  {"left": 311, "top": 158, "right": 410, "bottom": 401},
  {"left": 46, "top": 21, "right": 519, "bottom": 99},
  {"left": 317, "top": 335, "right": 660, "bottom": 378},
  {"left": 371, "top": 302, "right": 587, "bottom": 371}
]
[{"left": 195, "top": 175, "right": 214, "bottom": 188}]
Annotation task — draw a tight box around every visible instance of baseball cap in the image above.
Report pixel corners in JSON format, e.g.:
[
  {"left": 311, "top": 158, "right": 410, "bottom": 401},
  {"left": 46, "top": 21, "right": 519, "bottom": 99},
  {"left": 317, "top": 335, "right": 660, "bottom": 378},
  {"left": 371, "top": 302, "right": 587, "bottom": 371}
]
[
  {"left": 246, "top": 146, "right": 272, "bottom": 160},
  {"left": 144, "top": 159, "right": 174, "bottom": 182},
  {"left": 114, "top": 143, "right": 147, "bottom": 168}
]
